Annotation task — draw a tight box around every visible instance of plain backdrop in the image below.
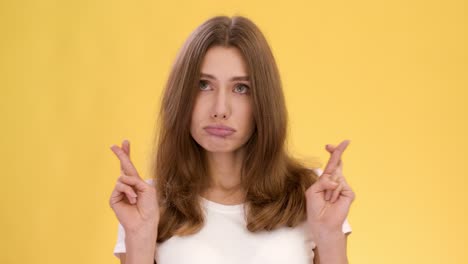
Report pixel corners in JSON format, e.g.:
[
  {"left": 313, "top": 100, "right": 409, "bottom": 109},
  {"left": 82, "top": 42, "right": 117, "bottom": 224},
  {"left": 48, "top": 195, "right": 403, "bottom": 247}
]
[{"left": 1, "top": 0, "right": 467, "bottom": 263}]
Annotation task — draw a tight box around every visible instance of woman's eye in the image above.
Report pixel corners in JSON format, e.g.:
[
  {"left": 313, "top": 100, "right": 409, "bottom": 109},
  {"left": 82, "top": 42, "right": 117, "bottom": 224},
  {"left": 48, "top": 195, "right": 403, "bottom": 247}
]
[
  {"left": 234, "top": 84, "right": 250, "bottom": 94},
  {"left": 199, "top": 80, "right": 210, "bottom": 90}
]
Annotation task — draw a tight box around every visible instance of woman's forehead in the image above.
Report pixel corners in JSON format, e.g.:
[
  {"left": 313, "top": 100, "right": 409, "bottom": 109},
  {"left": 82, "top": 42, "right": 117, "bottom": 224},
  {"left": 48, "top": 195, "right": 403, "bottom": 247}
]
[{"left": 200, "top": 46, "right": 249, "bottom": 80}]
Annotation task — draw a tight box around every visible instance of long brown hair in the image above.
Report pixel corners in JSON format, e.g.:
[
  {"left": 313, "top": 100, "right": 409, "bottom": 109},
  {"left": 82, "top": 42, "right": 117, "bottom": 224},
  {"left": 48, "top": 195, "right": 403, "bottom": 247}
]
[{"left": 150, "top": 15, "right": 320, "bottom": 243}]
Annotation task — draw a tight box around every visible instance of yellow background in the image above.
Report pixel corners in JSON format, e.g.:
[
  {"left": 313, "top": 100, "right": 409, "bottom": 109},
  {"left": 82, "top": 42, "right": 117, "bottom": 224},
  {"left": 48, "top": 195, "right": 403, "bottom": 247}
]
[{"left": 1, "top": 0, "right": 467, "bottom": 263}]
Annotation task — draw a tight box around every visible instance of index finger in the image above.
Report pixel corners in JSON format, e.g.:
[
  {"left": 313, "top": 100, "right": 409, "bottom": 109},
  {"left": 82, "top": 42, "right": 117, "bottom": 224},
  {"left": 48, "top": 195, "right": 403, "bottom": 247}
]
[
  {"left": 322, "top": 139, "right": 350, "bottom": 175},
  {"left": 110, "top": 144, "right": 140, "bottom": 178}
]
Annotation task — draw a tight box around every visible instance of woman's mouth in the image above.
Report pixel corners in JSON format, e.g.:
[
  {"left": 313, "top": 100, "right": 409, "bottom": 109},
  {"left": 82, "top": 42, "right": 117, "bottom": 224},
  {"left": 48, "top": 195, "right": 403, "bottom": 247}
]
[{"left": 203, "top": 125, "right": 236, "bottom": 137}]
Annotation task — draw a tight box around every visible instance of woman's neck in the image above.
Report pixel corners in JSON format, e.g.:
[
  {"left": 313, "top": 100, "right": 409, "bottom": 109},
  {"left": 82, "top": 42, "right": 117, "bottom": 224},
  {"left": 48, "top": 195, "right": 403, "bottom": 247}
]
[{"left": 201, "top": 149, "right": 246, "bottom": 205}]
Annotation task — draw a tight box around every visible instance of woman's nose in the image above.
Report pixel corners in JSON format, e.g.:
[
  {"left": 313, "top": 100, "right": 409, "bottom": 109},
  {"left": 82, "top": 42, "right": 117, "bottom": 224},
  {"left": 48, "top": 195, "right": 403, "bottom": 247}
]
[{"left": 211, "top": 89, "right": 231, "bottom": 119}]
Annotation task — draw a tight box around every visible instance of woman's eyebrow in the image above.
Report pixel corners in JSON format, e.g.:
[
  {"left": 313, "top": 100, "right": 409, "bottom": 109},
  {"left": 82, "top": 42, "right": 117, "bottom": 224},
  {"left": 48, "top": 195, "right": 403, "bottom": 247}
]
[{"left": 200, "top": 73, "right": 250, "bottom": 82}]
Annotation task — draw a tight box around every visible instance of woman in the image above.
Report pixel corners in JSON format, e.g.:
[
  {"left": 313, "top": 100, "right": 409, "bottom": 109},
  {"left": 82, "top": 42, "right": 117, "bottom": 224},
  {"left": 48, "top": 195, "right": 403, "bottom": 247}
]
[{"left": 109, "top": 15, "right": 355, "bottom": 264}]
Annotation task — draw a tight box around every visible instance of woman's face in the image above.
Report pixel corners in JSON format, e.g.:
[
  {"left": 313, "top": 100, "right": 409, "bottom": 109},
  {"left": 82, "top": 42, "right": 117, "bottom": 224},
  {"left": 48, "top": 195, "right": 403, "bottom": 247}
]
[{"left": 190, "top": 45, "right": 255, "bottom": 153}]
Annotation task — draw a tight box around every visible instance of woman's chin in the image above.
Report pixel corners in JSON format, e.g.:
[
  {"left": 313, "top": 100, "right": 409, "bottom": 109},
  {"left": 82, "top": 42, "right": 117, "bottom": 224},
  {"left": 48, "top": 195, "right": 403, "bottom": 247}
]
[
  {"left": 200, "top": 142, "right": 242, "bottom": 154},
  {"left": 203, "top": 146, "right": 237, "bottom": 153}
]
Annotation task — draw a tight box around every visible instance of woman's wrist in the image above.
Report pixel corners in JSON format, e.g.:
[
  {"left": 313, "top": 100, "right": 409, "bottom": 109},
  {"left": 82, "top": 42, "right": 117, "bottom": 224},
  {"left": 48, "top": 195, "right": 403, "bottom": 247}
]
[
  {"left": 125, "top": 229, "right": 158, "bottom": 264},
  {"left": 126, "top": 222, "right": 158, "bottom": 237},
  {"left": 310, "top": 228, "right": 343, "bottom": 244},
  {"left": 312, "top": 230, "right": 347, "bottom": 264},
  {"left": 124, "top": 218, "right": 159, "bottom": 236}
]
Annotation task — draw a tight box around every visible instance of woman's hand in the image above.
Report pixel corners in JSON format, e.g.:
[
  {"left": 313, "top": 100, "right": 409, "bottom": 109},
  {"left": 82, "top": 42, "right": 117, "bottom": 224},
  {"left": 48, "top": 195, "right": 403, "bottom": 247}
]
[
  {"left": 109, "top": 139, "right": 160, "bottom": 235},
  {"left": 305, "top": 139, "right": 355, "bottom": 234}
]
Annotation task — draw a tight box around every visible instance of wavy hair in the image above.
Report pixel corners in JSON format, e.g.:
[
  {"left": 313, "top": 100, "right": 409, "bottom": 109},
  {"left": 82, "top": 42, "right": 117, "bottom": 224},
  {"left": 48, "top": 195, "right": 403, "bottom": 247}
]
[{"left": 150, "top": 15, "right": 320, "bottom": 243}]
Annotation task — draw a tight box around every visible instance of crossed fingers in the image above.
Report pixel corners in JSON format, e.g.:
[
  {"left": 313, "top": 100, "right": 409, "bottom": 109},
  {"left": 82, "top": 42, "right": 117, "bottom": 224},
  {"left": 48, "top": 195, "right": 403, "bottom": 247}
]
[
  {"left": 322, "top": 140, "right": 350, "bottom": 202},
  {"left": 110, "top": 139, "right": 141, "bottom": 178}
]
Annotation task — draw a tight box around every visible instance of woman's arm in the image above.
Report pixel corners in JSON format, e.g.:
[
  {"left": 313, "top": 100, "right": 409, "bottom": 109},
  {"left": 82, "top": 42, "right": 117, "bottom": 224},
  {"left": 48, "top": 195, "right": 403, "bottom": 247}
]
[
  {"left": 109, "top": 142, "right": 160, "bottom": 264},
  {"left": 123, "top": 230, "right": 158, "bottom": 264},
  {"left": 306, "top": 141, "right": 354, "bottom": 264},
  {"left": 119, "top": 254, "right": 158, "bottom": 264},
  {"left": 312, "top": 232, "right": 349, "bottom": 264}
]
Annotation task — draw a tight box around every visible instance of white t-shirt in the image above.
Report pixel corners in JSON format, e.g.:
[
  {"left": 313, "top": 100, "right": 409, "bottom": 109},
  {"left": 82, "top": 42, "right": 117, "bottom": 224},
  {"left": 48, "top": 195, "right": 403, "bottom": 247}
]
[{"left": 113, "top": 168, "right": 352, "bottom": 263}]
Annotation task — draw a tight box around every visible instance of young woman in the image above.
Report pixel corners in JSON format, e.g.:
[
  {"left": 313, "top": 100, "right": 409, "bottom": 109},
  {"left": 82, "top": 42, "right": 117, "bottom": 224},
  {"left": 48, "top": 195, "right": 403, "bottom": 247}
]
[{"left": 109, "top": 15, "right": 355, "bottom": 264}]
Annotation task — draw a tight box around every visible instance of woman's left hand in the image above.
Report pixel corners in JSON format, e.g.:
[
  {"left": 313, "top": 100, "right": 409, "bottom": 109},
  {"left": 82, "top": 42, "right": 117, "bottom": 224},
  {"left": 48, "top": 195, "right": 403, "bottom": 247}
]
[{"left": 305, "top": 139, "right": 356, "bottom": 234}]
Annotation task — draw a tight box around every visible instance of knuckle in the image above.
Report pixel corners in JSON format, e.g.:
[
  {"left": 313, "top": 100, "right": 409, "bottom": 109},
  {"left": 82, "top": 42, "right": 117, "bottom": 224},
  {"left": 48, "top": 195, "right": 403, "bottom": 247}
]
[
  {"left": 119, "top": 175, "right": 133, "bottom": 183},
  {"left": 320, "top": 174, "right": 331, "bottom": 182},
  {"left": 116, "top": 181, "right": 130, "bottom": 191}
]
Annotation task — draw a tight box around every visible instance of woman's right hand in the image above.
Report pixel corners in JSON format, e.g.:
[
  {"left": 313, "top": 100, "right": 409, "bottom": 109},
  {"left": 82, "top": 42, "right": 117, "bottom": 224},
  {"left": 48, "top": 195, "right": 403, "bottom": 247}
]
[{"left": 109, "top": 139, "right": 160, "bottom": 235}]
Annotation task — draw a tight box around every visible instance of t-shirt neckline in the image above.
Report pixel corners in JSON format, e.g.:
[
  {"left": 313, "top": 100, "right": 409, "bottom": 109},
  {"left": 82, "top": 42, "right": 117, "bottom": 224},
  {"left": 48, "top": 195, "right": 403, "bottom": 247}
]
[{"left": 200, "top": 196, "right": 245, "bottom": 213}]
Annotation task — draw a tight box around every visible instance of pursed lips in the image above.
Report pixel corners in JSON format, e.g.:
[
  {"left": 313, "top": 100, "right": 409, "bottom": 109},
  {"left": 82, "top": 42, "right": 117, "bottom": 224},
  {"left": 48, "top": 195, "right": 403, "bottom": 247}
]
[{"left": 203, "top": 125, "right": 236, "bottom": 137}]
